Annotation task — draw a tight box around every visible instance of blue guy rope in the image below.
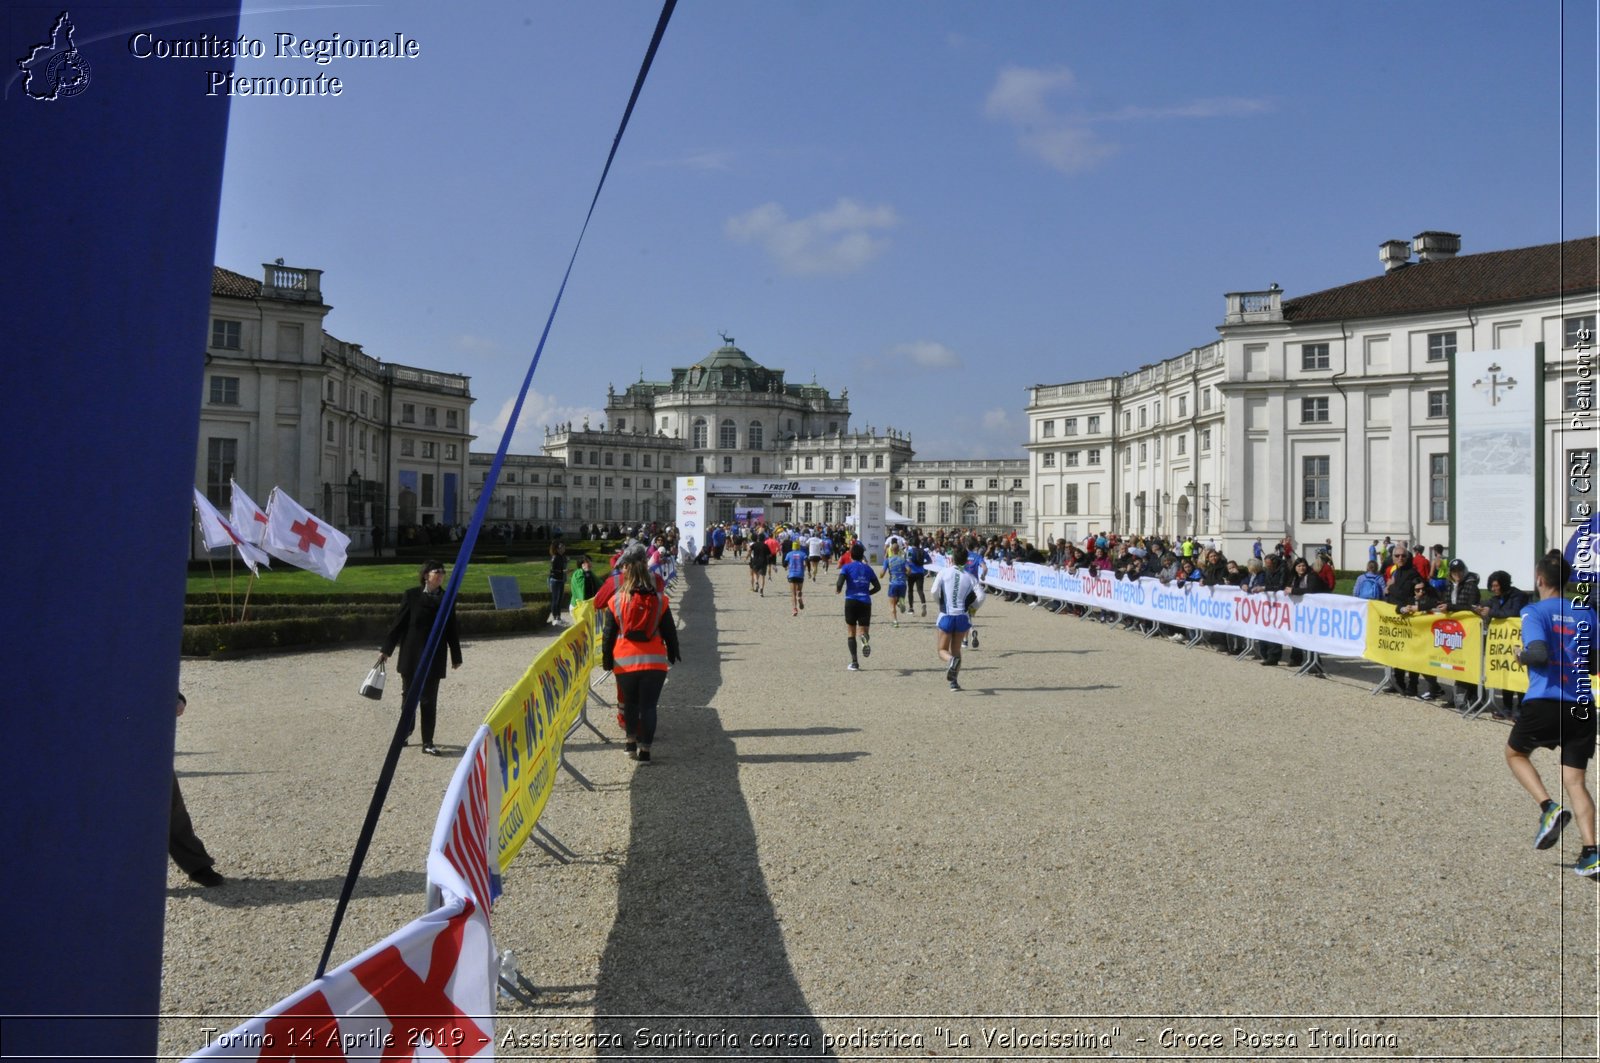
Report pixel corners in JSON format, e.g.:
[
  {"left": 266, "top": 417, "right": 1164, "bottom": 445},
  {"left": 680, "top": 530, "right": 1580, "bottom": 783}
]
[{"left": 317, "top": 0, "right": 678, "bottom": 979}]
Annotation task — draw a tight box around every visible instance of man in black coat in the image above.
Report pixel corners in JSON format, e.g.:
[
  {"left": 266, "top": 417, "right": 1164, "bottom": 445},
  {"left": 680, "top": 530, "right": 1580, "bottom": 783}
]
[{"left": 379, "top": 560, "right": 464, "bottom": 755}]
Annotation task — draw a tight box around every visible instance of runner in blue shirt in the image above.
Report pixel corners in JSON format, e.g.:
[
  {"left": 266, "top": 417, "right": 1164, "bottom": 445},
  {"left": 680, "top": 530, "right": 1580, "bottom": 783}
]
[
  {"left": 1507, "top": 555, "right": 1599, "bottom": 877},
  {"left": 881, "top": 543, "right": 909, "bottom": 628},
  {"left": 835, "top": 542, "right": 881, "bottom": 671},
  {"left": 785, "top": 540, "right": 808, "bottom": 616},
  {"left": 904, "top": 537, "right": 930, "bottom": 617}
]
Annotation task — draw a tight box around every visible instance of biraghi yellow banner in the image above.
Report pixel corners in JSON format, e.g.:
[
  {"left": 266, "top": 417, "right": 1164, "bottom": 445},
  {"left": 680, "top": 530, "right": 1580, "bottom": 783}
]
[
  {"left": 483, "top": 598, "right": 599, "bottom": 868},
  {"left": 1365, "top": 604, "right": 1483, "bottom": 685},
  {"left": 1482, "top": 617, "right": 1530, "bottom": 693}
]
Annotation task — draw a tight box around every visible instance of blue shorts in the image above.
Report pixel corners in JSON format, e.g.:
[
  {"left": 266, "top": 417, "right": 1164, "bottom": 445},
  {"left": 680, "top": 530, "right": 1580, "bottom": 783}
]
[
  {"left": 937, "top": 613, "right": 972, "bottom": 634},
  {"left": 887, "top": 581, "right": 907, "bottom": 599}
]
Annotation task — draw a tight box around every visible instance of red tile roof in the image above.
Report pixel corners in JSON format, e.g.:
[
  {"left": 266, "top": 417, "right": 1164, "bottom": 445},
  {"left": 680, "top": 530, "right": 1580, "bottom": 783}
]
[
  {"left": 1282, "top": 235, "right": 1599, "bottom": 324},
  {"left": 211, "top": 266, "right": 261, "bottom": 299}
]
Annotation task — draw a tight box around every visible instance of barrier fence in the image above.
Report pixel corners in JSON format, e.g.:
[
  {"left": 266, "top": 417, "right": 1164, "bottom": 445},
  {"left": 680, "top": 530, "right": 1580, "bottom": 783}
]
[{"left": 964, "top": 556, "right": 1559, "bottom": 697}]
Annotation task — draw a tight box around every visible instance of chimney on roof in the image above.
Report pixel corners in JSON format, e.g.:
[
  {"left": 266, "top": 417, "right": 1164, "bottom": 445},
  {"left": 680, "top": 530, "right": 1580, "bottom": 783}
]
[
  {"left": 1379, "top": 239, "right": 1412, "bottom": 273},
  {"left": 1413, "top": 230, "right": 1461, "bottom": 262}
]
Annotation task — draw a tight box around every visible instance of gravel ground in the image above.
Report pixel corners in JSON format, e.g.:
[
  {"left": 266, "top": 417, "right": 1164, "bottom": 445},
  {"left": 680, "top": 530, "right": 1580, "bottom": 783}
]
[{"left": 162, "top": 562, "right": 1598, "bottom": 1060}]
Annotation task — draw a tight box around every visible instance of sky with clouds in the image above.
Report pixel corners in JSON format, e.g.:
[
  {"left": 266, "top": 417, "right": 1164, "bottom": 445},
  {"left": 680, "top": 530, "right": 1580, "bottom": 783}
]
[{"left": 212, "top": 0, "right": 1597, "bottom": 460}]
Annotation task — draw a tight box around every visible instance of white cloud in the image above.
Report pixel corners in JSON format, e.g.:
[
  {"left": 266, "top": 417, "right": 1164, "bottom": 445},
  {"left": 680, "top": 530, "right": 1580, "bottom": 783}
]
[
  {"left": 982, "top": 407, "right": 1014, "bottom": 432},
  {"left": 984, "top": 65, "right": 1077, "bottom": 125},
  {"left": 452, "top": 333, "right": 503, "bottom": 354},
  {"left": 725, "top": 197, "right": 899, "bottom": 275},
  {"left": 985, "top": 65, "right": 1271, "bottom": 175},
  {"left": 471, "top": 392, "right": 606, "bottom": 455},
  {"left": 889, "top": 340, "right": 962, "bottom": 370},
  {"left": 1019, "top": 125, "right": 1118, "bottom": 174}
]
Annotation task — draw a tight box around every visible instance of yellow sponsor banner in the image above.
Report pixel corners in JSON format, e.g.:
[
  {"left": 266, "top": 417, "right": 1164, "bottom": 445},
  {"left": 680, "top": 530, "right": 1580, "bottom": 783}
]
[
  {"left": 483, "top": 599, "right": 599, "bottom": 869},
  {"left": 1365, "top": 603, "right": 1482, "bottom": 685},
  {"left": 1482, "top": 617, "right": 1530, "bottom": 693}
]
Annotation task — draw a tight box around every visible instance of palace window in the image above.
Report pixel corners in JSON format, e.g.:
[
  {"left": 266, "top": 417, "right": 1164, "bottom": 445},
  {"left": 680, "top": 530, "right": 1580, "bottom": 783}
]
[
  {"left": 1302, "top": 397, "right": 1330, "bottom": 423},
  {"left": 211, "top": 319, "right": 241, "bottom": 349},
  {"left": 204, "top": 438, "right": 236, "bottom": 506},
  {"left": 208, "top": 376, "right": 239, "bottom": 405},
  {"left": 1302, "top": 343, "right": 1330, "bottom": 371},
  {"left": 1427, "top": 332, "right": 1457, "bottom": 362},
  {"left": 1302, "top": 456, "right": 1331, "bottom": 521}
]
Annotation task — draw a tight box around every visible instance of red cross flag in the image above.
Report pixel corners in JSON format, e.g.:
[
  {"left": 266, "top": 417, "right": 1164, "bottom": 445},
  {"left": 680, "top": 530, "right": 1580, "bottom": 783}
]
[
  {"left": 193, "top": 488, "right": 270, "bottom": 576},
  {"left": 263, "top": 487, "right": 351, "bottom": 581},
  {"left": 186, "top": 896, "right": 495, "bottom": 1062},
  {"left": 229, "top": 480, "right": 270, "bottom": 546},
  {"left": 186, "top": 732, "right": 502, "bottom": 1063}
]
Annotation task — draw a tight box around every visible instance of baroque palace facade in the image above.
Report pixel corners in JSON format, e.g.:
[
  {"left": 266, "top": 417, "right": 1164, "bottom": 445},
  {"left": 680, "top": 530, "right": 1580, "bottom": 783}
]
[
  {"left": 198, "top": 263, "right": 473, "bottom": 553},
  {"left": 199, "top": 233, "right": 1595, "bottom": 558},
  {"left": 1025, "top": 232, "right": 1597, "bottom": 561},
  {"left": 469, "top": 337, "right": 1029, "bottom": 531}
]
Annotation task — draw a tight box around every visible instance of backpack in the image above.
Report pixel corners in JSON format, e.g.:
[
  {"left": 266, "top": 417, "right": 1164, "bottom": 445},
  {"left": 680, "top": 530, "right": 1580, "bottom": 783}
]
[{"left": 613, "top": 589, "right": 664, "bottom": 643}]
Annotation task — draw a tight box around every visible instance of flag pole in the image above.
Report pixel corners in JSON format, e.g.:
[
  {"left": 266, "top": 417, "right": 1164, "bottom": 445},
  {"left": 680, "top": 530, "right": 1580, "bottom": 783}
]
[
  {"left": 205, "top": 554, "right": 227, "bottom": 626},
  {"left": 239, "top": 564, "right": 255, "bottom": 623}
]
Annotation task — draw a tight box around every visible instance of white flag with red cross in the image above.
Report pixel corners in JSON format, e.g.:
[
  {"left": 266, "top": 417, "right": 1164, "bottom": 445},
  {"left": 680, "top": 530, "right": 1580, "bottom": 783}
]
[
  {"left": 230, "top": 481, "right": 270, "bottom": 546},
  {"left": 263, "top": 487, "right": 351, "bottom": 581},
  {"left": 193, "top": 488, "right": 270, "bottom": 576},
  {"left": 185, "top": 895, "right": 496, "bottom": 1062},
  {"left": 185, "top": 736, "right": 502, "bottom": 1063}
]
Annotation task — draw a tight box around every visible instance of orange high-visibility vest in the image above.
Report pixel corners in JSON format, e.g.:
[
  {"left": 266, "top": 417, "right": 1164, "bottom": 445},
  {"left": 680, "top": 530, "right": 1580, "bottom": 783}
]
[{"left": 609, "top": 591, "right": 670, "bottom": 673}]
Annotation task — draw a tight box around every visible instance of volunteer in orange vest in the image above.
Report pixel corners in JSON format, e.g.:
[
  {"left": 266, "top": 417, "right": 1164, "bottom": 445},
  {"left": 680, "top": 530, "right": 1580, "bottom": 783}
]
[{"left": 604, "top": 552, "right": 681, "bottom": 764}]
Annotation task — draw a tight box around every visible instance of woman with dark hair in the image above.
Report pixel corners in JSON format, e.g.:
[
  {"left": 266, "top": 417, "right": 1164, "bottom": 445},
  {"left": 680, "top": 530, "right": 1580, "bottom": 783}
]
[
  {"left": 547, "top": 541, "right": 569, "bottom": 624},
  {"left": 379, "top": 560, "right": 463, "bottom": 755},
  {"left": 605, "top": 554, "right": 680, "bottom": 763},
  {"left": 1474, "top": 569, "right": 1532, "bottom": 720}
]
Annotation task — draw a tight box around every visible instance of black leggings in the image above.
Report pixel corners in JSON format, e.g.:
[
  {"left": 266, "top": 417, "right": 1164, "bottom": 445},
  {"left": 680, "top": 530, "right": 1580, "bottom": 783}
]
[
  {"left": 616, "top": 669, "right": 667, "bottom": 745},
  {"left": 906, "top": 572, "right": 926, "bottom": 605},
  {"left": 401, "top": 673, "right": 443, "bottom": 745}
]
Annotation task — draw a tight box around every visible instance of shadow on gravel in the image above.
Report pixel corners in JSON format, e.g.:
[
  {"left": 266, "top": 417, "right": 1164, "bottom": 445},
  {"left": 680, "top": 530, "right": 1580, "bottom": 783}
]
[
  {"left": 595, "top": 564, "right": 834, "bottom": 1059},
  {"left": 166, "top": 868, "right": 428, "bottom": 907},
  {"left": 723, "top": 727, "right": 860, "bottom": 739}
]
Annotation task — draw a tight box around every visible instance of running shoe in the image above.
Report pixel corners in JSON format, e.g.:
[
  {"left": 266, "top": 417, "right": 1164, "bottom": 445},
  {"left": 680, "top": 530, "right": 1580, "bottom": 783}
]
[
  {"left": 945, "top": 656, "right": 960, "bottom": 682},
  {"left": 1575, "top": 851, "right": 1600, "bottom": 878},
  {"left": 793, "top": 608, "right": 799, "bottom": 617},
  {"left": 969, "top": 631, "right": 979, "bottom": 649},
  {"left": 948, "top": 680, "right": 961, "bottom": 691},
  {"left": 1416, "top": 691, "right": 1437, "bottom": 702},
  {"left": 799, "top": 598, "right": 804, "bottom": 610},
  {"left": 861, "top": 635, "right": 871, "bottom": 658},
  {"left": 893, "top": 619, "right": 899, "bottom": 629},
  {"left": 635, "top": 748, "right": 651, "bottom": 764},
  {"left": 847, "top": 662, "right": 859, "bottom": 671},
  {"left": 921, "top": 604, "right": 927, "bottom": 617},
  {"left": 1535, "top": 804, "right": 1571, "bottom": 850}
]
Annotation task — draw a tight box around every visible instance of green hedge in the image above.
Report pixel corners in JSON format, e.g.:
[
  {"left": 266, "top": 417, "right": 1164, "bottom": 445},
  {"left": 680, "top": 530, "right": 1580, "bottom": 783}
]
[
  {"left": 182, "top": 598, "right": 553, "bottom": 657},
  {"left": 183, "top": 601, "right": 502, "bottom": 625},
  {"left": 184, "top": 591, "right": 499, "bottom": 607}
]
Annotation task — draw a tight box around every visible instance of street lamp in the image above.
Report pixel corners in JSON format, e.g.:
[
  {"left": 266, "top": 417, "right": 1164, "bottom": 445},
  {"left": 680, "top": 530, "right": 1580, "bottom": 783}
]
[{"left": 1184, "top": 480, "right": 1196, "bottom": 534}]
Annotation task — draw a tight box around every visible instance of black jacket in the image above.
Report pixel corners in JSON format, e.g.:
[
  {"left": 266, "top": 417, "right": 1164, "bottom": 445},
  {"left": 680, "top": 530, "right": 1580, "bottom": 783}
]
[{"left": 383, "top": 586, "right": 463, "bottom": 684}]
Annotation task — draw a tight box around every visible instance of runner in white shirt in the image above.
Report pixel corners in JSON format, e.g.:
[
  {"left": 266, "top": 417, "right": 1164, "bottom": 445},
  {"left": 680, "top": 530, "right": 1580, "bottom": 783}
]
[
  {"left": 933, "top": 546, "right": 985, "bottom": 691},
  {"left": 806, "top": 530, "right": 826, "bottom": 581}
]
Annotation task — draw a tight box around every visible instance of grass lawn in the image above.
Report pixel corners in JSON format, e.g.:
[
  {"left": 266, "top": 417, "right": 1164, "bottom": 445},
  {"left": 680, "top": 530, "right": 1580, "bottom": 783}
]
[{"left": 186, "top": 559, "right": 555, "bottom": 597}]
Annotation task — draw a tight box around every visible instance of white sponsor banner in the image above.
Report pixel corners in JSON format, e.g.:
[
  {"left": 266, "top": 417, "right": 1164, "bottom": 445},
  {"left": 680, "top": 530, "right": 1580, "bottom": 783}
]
[
  {"left": 979, "top": 559, "right": 1368, "bottom": 658},
  {"left": 1453, "top": 347, "right": 1541, "bottom": 588},
  {"left": 855, "top": 478, "right": 887, "bottom": 566}
]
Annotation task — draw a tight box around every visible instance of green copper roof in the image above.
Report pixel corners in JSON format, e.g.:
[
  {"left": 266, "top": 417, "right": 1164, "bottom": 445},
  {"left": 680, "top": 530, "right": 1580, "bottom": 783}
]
[{"left": 672, "top": 340, "right": 784, "bottom": 393}]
